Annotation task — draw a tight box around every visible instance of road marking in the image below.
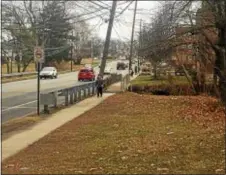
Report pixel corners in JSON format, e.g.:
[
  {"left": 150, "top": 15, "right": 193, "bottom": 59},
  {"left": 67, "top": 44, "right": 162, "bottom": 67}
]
[
  {"left": 2, "top": 100, "right": 37, "bottom": 112},
  {"left": 2, "top": 106, "right": 37, "bottom": 109}
]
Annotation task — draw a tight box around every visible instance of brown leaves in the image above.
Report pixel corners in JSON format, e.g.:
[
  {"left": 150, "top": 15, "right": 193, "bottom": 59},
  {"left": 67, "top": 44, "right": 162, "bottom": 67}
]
[
  {"left": 177, "top": 95, "right": 225, "bottom": 132},
  {"left": 2, "top": 92, "right": 225, "bottom": 174}
]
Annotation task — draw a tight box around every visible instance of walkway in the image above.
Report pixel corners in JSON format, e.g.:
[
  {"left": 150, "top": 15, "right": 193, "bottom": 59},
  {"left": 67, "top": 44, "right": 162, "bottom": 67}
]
[
  {"left": 2, "top": 73, "right": 140, "bottom": 161},
  {"left": 2, "top": 93, "right": 114, "bottom": 161}
]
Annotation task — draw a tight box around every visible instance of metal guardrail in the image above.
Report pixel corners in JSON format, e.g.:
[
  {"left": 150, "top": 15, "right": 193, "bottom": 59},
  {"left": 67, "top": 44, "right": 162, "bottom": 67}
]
[{"left": 40, "top": 73, "right": 122, "bottom": 113}]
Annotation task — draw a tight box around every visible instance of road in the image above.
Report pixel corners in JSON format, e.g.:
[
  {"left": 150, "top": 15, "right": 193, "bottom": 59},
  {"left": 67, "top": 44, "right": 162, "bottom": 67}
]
[{"left": 2, "top": 60, "right": 131, "bottom": 123}]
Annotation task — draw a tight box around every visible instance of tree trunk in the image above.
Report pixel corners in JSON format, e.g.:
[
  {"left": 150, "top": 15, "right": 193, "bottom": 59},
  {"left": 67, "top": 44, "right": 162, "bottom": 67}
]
[
  {"left": 153, "top": 63, "right": 157, "bottom": 79},
  {"left": 17, "top": 61, "right": 21, "bottom": 73},
  {"left": 22, "top": 59, "right": 32, "bottom": 72},
  {"left": 213, "top": 71, "right": 221, "bottom": 98},
  {"left": 215, "top": 27, "right": 226, "bottom": 107},
  {"left": 182, "top": 64, "right": 197, "bottom": 94},
  {"left": 6, "top": 60, "right": 10, "bottom": 74}
]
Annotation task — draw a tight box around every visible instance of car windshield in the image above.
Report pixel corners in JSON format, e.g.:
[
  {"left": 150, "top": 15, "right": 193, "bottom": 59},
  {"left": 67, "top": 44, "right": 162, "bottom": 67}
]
[
  {"left": 42, "top": 67, "right": 54, "bottom": 71},
  {"left": 80, "top": 69, "right": 89, "bottom": 73}
]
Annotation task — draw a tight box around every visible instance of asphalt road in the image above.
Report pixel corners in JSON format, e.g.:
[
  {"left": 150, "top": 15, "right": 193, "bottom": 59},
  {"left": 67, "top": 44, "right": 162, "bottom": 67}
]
[{"left": 2, "top": 60, "right": 131, "bottom": 123}]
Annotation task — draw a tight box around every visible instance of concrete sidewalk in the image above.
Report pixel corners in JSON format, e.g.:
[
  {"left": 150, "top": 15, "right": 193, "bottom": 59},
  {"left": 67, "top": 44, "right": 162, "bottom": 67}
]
[
  {"left": 106, "top": 73, "right": 140, "bottom": 93},
  {"left": 2, "top": 93, "right": 114, "bottom": 161},
  {"left": 2, "top": 73, "right": 140, "bottom": 161}
]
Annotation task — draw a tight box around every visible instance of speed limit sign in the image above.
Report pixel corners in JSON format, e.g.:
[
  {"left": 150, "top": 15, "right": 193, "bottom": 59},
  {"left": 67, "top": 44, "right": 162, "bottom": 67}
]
[{"left": 34, "top": 46, "right": 44, "bottom": 63}]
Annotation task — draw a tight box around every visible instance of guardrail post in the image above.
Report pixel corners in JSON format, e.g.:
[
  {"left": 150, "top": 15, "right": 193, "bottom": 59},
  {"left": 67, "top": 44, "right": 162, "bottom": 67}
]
[
  {"left": 53, "top": 91, "right": 57, "bottom": 108},
  {"left": 70, "top": 89, "right": 73, "bottom": 104},
  {"left": 78, "top": 88, "right": 82, "bottom": 101},
  {"left": 65, "top": 89, "right": 69, "bottom": 106},
  {"left": 88, "top": 84, "right": 91, "bottom": 96},
  {"left": 44, "top": 105, "right": 49, "bottom": 114},
  {"left": 92, "top": 83, "right": 95, "bottom": 95},
  {"left": 74, "top": 88, "right": 77, "bottom": 102},
  {"left": 84, "top": 86, "right": 87, "bottom": 98}
]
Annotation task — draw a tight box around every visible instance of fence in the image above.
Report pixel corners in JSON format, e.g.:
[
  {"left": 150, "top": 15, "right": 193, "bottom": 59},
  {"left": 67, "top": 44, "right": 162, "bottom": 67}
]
[{"left": 40, "top": 73, "right": 122, "bottom": 113}]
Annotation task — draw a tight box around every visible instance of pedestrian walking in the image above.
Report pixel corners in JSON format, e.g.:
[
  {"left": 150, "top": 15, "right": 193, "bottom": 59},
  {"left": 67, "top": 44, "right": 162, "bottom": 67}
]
[
  {"left": 96, "top": 74, "right": 104, "bottom": 97},
  {"left": 135, "top": 66, "right": 138, "bottom": 74},
  {"left": 130, "top": 69, "right": 134, "bottom": 77}
]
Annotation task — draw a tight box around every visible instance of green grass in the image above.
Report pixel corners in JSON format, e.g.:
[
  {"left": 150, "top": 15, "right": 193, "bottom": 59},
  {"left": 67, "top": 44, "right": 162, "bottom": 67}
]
[{"left": 131, "top": 75, "right": 190, "bottom": 86}]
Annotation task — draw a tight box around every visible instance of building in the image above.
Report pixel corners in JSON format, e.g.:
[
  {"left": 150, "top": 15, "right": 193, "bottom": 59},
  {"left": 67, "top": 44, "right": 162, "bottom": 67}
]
[{"left": 170, "top": 25, "right": 197, "bottom": 69}]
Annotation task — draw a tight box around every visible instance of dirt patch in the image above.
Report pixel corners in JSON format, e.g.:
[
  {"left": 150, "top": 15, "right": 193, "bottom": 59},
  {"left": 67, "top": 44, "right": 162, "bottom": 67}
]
[
  {"left": 2, "top": 93, "right": 225, "bottom": 174},
  {"left": 2, "top": 115, "right": 44, "bottom": 141},
  {"left": 2, "top": 104, "right": 68, "bottom": 141}
]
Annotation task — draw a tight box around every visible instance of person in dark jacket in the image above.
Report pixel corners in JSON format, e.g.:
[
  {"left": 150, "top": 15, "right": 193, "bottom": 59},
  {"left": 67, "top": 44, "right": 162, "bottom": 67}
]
[
  {"left": 135, "top": 66, "right": 138, "bottom": 74},
  {"left": 96, "top": 74, "right": 104, "bottom": 97},
  {"left": 130, "top": 69, "right": 134, "bottom": 77}
]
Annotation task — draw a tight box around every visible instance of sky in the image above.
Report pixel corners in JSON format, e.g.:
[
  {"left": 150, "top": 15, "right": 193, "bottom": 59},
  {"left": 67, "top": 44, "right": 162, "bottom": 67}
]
[{"left": 87, "top": 1, "right": 160, "bottom": 41}]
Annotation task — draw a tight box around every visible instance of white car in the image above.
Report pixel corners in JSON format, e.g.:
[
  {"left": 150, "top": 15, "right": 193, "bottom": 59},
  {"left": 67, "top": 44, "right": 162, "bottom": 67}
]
[
  {"left": 40, "top": 67, "right": 58, "bottom": 79},
  {"left": 104, "top": 66, "right": 113, "bottom": 74}
]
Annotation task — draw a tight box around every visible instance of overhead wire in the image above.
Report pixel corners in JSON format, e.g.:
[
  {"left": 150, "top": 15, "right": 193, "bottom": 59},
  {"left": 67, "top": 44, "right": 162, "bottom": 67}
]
[
  {"left": 87, "top": 1, "right": 111, "bottom": 10},
  {"left": 113, "top": 25, "right": 122, "bottom": 41},
  {"left": 74, "top": 2, "right": 109, "bottom": 20},
  {"left": 115, "top": 1, "right": 134, "bottom": 18},
  {"left": 96, "top": 1, "right": 112, "bottom": 8}
]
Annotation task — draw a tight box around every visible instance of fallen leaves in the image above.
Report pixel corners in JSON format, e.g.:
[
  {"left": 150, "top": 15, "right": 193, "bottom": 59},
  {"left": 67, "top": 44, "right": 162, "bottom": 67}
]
[{"left": 2, "top": 92, "right": 225, "bottom": 174}]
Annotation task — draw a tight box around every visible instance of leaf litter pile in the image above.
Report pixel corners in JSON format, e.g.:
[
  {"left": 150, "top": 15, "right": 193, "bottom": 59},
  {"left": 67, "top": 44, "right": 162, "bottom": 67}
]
[{"left": 2, "top": 92, "right": 225, "bottom": 174}]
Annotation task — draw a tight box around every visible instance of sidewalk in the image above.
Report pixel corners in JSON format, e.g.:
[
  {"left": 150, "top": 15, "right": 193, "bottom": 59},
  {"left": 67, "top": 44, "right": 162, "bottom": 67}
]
[
  {"left": 2, "top": 73, "right": 140, "bottom": 161},
  {"left": 106, "top": 73, "right": 139, "bottom": 93},
  {"left": 2, "top": 93, "right": 114, "bottom": 161}
]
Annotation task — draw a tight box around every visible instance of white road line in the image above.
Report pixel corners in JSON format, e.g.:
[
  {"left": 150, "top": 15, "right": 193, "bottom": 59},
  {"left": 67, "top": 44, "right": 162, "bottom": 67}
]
[
  {"left": 2, "top": 106, "right": 37, "bottom": 109},
  {"left": 2, "top": 100, "right": 37, "bottom": 112}
]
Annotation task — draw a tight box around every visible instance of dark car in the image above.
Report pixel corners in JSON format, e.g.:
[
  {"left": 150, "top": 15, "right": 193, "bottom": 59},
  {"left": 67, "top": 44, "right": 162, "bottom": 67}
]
[
  {"left": 78, "top": 68, "right": 95, "bottom": 81},
  {"left": 117, "top": 62, "right": 126, "bottom": 70}
]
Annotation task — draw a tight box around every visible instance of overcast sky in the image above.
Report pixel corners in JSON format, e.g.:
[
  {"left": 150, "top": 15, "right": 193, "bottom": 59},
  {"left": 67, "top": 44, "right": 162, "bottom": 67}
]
[{"left": 87, "top": 1, "right": 160, "bottom": 41}]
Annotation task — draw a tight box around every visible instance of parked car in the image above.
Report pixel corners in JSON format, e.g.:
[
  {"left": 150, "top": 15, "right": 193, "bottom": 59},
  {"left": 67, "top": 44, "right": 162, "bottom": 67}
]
[
  {"left": 40, "top": 67, "right": 58, "bottom": 79},
  {"left": 104, "top": 66, "right": 113, "bottom": 74},
  {"left": 117, "top": 62, "right": 126, "bottom": 70},
  {"left": 78, "top": 68, "right": 95, "bottom": 81}
]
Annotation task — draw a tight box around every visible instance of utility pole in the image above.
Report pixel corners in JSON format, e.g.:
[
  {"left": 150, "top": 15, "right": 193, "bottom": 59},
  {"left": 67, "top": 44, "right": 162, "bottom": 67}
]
[
  {"left": 37, "top": 0, "right": 45, "bottom": 115},
  {"left": 71, "top": 31, "right": 73, "bottom": 72},
  {"left": 99, "top": 1, "right": 117, "bottom": 75},
  {"left": 91, "top": 37, "right": 94, "bottom": 59},
  {"left": 128, "top": 0, "right": 138, "bottom": 75},
  {"left": 138, "top": 19, "right": 142, "bottom": 70}
]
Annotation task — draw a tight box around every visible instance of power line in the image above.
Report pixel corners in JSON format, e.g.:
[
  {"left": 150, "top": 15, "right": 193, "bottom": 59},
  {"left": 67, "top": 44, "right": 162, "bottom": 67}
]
[
  {"left": 113, "top": 25, "right": 123, "bottom": 41},
  {"left": 87, "top": 1, "right": 111, "bottom": 10},
  {"left": 74, "top": 2, "right": 109, "bottom": 20},
  {"left": 96, "top": 1, "right": 112, "bottom": 8},
  {"left": 115, "top": 1, "right": 134, "bottom": 18}
]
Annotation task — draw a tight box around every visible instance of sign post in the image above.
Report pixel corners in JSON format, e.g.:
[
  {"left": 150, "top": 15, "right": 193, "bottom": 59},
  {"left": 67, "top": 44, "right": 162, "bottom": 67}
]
[{"left": 34, "top": 46, "right": 44, "bottom": 115}]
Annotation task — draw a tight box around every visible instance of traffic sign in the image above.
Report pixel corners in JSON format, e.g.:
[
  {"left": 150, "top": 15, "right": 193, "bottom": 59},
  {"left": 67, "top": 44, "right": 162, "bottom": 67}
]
[{"left": 34, "top": 46, "right": 44, "bottom": 63}]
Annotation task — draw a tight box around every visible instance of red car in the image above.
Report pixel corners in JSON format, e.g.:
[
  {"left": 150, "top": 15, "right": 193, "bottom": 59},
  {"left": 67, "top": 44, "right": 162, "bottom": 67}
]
[{"left": 78, "top": 68, "right": 95, "bottom": 81}]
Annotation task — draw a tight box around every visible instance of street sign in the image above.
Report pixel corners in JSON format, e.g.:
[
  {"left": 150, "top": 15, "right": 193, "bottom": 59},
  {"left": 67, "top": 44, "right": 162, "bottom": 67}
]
[{"left": 34, "top": 46, "right": 44, "bottom": 63}]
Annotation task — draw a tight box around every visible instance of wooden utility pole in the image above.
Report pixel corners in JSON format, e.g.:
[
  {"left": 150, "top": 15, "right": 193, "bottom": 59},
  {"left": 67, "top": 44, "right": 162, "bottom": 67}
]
[
  {"left": 99, "top": 1, "right": 117, "bottom": 76},
  {"left": 128, "top": 0, "right": 138, "bottom": 74},
  {"left": 138, "top": 19, "right": 142, "bottom": 70}
]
